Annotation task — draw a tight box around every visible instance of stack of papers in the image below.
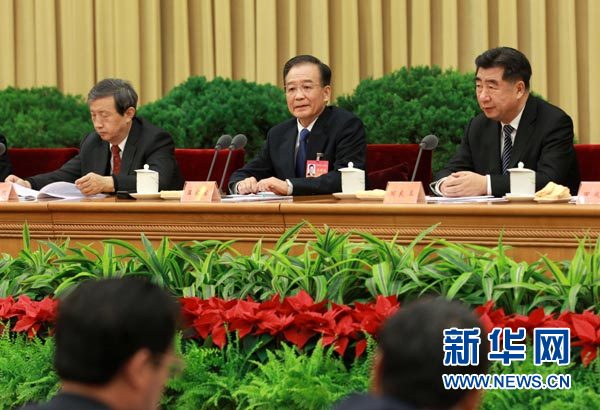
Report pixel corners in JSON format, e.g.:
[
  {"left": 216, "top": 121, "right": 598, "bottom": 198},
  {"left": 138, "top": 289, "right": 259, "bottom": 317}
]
[
  {"left": 221, "top": 192, "right": 293, "bottom": 203},
  {"left": 13, "top": 182, "right": 106, "bottom": 201},
  {"left": 426, "top": 195, "right": 506, "bottom": 203}
]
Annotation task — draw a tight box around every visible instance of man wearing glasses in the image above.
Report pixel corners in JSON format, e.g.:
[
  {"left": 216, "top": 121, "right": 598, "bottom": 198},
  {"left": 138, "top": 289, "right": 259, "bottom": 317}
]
[{"left": 229, "top": 55, "right": 366, "bottom": 196}]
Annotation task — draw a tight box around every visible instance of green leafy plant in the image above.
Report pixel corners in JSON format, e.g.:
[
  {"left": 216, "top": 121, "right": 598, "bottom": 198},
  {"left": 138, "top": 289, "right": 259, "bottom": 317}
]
[
  {"left": 481, "top": 349, "right": 600, "bottom": 410},
  {"left": 336, "top": 66, "right": 480, "bottom": 173},
  {"left": 137, "top": 76, "right": 290, "bottom": 157},
  {"left": 0, "top": 86, "right": 91, "bottom": 147},
  {"left": 0, "top": 331, "right": 59, "bottom": 409}
]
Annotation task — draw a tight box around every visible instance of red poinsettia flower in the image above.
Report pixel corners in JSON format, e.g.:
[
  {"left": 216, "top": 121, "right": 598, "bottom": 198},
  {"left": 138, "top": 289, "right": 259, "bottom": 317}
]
[{"left": 11, "top": 296, "right": 58, "bottom": 338}]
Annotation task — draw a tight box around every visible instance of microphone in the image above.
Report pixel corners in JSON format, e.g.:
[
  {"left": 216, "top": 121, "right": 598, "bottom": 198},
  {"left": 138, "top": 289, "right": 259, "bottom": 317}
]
[
  {"left": 410, "top": 134, "right": 438, "bottom": 182},
  {"left": 206, "top": 135, "right": 232, "bottom": 181},
  {"left": 219, "top": 134, "right": 247, "bottom": 192},
  {"left": 0, "top": 143, "right": 6, "bottom": 156}
]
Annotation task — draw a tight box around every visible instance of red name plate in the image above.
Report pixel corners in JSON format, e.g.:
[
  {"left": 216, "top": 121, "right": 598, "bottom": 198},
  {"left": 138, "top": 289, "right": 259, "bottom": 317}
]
[
  {"left": 180, "top": 181, "right": 221, "bottom": 203},
  {"left": 576, "top": 182, "right": 600, "bottom": 204},
  {"left": 0, "top": 183, "right": 18, "bottom": 202},
  {"left": 383, "top": 181, "right": 426, "bottom": 204}
]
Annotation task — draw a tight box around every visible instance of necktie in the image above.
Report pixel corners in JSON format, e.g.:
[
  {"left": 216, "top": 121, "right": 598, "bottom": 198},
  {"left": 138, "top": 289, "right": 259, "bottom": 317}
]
[
  {"left": 111, "top": 145, "right": 121, "bottom": 175},
  {"left": 501, "top": 124, "right": 514, "bottom": 175},
  {"left": 295, "top": 128, "right": 310, "bottom": 177}
]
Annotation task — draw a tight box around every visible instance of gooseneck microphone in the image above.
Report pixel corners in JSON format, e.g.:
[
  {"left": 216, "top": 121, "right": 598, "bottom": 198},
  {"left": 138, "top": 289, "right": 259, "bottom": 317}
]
[
  {"left": 0, "top": 142, "right": 6, "bottom": 156},
  {"left": 410, "top": 134, "right": 438, "bottom": 182},
  {"left": 219, "top": 134, "right": 247, "bottom": 192},
  {"left": 206, "top": 135, "right": 232, "bottom": 181}
]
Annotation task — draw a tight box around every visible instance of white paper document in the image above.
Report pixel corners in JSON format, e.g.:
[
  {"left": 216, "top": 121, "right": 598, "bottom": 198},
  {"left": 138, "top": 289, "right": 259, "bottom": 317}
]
[
  {"left": 221, "top": 192, "right": 293, "bottom": 203},
  {"left": 426, "top": 195, "right": 507, "bottom": 203},
  {"left": 13, "top": 182, "right": 107, "bottom": 200}
]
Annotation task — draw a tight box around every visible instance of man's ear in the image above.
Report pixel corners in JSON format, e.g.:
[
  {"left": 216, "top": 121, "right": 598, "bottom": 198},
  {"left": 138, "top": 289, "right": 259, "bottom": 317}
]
[
  {"left": 124, "top": 106, "right": 136, "bottom": 122},
  {"left": 371, "top": 349, "right": 384, "bottom": 395},
  {"left": 515, "top": 80, "right": 526, "bottom": 99},
  {"left": 323, "top": 85, "right": 332, "bottom": 105},
  {"left": 121, "top": 348, "right": 152, "bottom": 390}
]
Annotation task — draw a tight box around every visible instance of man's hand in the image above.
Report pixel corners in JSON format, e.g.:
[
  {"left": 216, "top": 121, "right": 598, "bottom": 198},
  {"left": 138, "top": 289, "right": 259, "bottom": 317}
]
[
  {"left": 440, "top": 171, "right": 487, "bottom": 197},
  {"left": 75, "top": 172, "right": 114, "bottom": 195},
  {"left": 4, "top": 175, "right": 31, "bottom": 188},
  {"left": 236, "top": 177, "right": 259, "bottom": 194},
  {"left": 256, "top": 177, "right": 289, "bottom": 195}
]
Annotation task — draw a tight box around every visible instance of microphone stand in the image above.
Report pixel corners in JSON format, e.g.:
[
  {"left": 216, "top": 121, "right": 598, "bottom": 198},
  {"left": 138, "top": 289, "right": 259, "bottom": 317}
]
[
  {"left": 206, "top": 149, "right": 220, "bottom": 181},
  {"left": 219, "top": 148, "right": 234, "bottom": 195},
  {"left": 410, "top": 146, "right": 424, "bottom": 182}
]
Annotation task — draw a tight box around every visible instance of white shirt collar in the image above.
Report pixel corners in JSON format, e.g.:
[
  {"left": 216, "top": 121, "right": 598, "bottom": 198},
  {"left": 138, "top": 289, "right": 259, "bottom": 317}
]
[
  {"left": 501, "top": 101, "right": 526, "bottom": 131},
  {"left": 296, "top": 117, "right": 319, "bottom": 133}
]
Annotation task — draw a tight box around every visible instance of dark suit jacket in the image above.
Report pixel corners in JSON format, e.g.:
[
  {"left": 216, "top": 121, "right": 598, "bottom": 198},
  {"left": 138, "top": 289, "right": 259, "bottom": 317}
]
[
  {"left": 27, "top": 117, "right": 184, "bottom": 192},
  {"left": 434, "top": 95, "right": 580, "bottom": 196},
  {"left": 0, "top": 134, "right": 13, "bottom": 181},
  {"left": 228, "top": 106, "right": 366, "bottom": 195},
  {"left": 19, "top": 392, "right": 109, "bottom": 410},
  {"left": 334, "top": 394, "right": 416, "bottom": 410}
]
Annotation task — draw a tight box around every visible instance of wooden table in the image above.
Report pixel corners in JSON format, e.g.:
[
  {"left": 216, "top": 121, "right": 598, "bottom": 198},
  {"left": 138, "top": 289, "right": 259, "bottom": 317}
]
[{"left": 1, "top": 196, "right": 598, "bottom": 262}]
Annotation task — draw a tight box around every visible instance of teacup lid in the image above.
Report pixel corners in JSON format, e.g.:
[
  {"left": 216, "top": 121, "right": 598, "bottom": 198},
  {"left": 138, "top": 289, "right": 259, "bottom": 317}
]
[
  {"left": 339, "top": 162, "right": 363, "bottom": 173},
  {"left": 508, "top": 161, "right": 534, "bottom": 173},
  {"left": 135, "top": 164, "right": 158, "bottom": 174}
]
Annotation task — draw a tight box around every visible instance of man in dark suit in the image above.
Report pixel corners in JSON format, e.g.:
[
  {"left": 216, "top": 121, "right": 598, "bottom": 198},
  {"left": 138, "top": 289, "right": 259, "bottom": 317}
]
[
  {"left": 433, "top": 47, "right": 579, "bottom": 197},
  {"left": 0, "top": 134, "right": 13, "bottom": 181},
  {"left": 20, "top": 278, "right": 181, "bottom": 410},
  {"left": 5, "top": 79, "right": 183, "bottom": 194},
  {"left": 228, "top": 55, "right": 366, "bottom": 196}
]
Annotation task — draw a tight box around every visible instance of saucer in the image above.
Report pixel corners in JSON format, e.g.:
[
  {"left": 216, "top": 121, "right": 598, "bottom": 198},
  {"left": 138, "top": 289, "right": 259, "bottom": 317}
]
[
  {"left": 332, "top": 192, "right": 356, "bottom": 199},
  {"left": 131, "top": 193, "right": 161, "bottom": 200}
]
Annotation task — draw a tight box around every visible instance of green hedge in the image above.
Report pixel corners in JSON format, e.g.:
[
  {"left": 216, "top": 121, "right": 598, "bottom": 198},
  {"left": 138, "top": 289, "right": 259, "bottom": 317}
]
[
  {"left": 0, "top": 87, "right": 92, "bottom": 147},
  {"left": 337, "top": 66, "right": 480, "bottom": 173},
  {"left": 137, "top": 76, "right": 290, "bottom": 156}
]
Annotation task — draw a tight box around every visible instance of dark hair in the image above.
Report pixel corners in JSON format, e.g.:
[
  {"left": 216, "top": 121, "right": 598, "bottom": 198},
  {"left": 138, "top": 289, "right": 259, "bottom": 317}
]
[
  {"left": 87, "top": 78, "right": 138, "bottom": 115},
  {"left": 283, "top": 55, "right": 332, "bottom": 86},
  {"left": 54, "top": 278, "right": 180, "bottom": 384},
  {"left": 475, "top": 47, "right": 532, "bottom": 90},
  {"left": 378, "top": 298, "right": 489, "bottom": 409}
]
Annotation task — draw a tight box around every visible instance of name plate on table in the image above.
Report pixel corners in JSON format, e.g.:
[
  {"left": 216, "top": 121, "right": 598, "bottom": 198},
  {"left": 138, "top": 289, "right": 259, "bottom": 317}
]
[
  {"left": 181, "top": 181, "right": 221, "bottom": 203},
  {"left": 383, "top": 181, "right": 426, "bottom": 204},
  {"left": 0, "top": 183, "right": 18, "bottom": 202},
  {"left": 576, "top": 182, "right": 600, "bottom": 204}
]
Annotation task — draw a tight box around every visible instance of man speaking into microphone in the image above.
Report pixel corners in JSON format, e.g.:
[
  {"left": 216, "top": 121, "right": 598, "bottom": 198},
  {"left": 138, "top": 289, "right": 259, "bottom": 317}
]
[{"left": 228, "top": 55, "right": 366, "bottom": 196}]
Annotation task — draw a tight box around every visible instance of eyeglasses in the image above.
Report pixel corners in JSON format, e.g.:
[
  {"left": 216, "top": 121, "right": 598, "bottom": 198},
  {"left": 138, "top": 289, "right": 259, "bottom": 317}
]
[{"left": 284, "top": 83, "right": 322, "bottom": 96}]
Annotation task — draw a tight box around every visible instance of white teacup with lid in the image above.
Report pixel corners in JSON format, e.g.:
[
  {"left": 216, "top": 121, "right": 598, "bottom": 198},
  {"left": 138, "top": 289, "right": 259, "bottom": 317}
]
[
  {"left": 135, "top": 164, "right": 159, "bottom": 194},
  {"left": 508, "top": 161, "right": 535, "bottom": 196},
  {"left": 339, "top": 162, "right": 365, "bottom": 194}
]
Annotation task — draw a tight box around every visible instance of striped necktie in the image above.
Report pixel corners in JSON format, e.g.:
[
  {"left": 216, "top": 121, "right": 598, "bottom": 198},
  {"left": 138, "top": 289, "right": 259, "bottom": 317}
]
[
  {"left": 501, "top": 124, "right": 514, "bottom": 175},
  {"left": 295, "top": 128, "right": 310, "bottom": 177}
]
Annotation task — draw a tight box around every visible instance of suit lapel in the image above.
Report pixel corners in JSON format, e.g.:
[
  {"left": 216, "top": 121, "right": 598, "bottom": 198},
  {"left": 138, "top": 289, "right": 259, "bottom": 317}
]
[
  {"left": 305, "top": 107, "right": 331, "bottom": 162},
  {"left": 281, "top": 124, "right": 298, "bottom": 178},
  {"left": 482, "top": 121, "right": 502, "bottom": 175},
  {"left": 509, "top": 96, "right": 537, "bottom": 169},
  {"left": 120, "top": 118, "right": 141, "bottom": 175},
  {"left": 93, "top": 139, "right": 111, "bottom": 174}
]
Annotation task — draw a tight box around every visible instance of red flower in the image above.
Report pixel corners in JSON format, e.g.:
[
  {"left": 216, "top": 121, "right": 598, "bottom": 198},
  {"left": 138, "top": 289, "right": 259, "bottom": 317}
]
[{"left": 10, "top": 296, "right": 58, "bottom": 338}]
